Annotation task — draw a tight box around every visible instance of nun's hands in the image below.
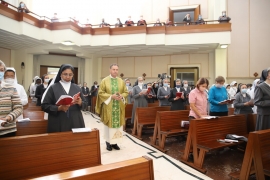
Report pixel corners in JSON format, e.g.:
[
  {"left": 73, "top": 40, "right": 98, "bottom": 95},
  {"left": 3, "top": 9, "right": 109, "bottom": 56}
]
[
  {"left": 73, "top": 97, "right": 82, "bottom": 106},
  {"left": 58, "top": 105, "right": 70, "bottom": 112}
]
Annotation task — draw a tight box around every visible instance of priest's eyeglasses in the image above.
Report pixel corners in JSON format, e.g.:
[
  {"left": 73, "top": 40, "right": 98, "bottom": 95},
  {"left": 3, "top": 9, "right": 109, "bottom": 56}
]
[{"left": 62, "top": 73, "right": 73, "bottom": 77}]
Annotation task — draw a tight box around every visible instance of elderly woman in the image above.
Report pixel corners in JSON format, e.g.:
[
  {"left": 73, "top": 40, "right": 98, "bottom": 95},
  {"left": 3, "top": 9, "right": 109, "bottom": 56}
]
[
  {"left": 131, "top": 77, "right": 148, "bottom": 124},
  {"left": 208, "top": 76, "right": 230, "bottom": 116},
  {"left": 233, "top": 84, "right": 253, "bottom": 115},
  {"left": 0, "top": 64, "right": 23, "bottom": 137},
  {"left": 157, "top": 78, "right": 171, "bottom": 106},
  {"left": 254, "top": 68, "right": 270, "bottom": 130}
]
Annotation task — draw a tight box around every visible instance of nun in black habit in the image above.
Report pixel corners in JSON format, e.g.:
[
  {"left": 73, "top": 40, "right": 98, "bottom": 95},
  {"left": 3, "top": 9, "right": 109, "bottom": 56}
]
[
  {"left": 41, "top": 64, "right": 86, "bottom": 133},
  {"left": 254, "top": 68, "right": 270, "bottom": 130}
]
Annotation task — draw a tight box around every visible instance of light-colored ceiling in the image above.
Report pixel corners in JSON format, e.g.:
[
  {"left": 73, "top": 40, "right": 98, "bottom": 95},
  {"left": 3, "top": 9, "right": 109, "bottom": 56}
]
[{"left": 0, "top": 29, "right": 218, "bottom": 57}]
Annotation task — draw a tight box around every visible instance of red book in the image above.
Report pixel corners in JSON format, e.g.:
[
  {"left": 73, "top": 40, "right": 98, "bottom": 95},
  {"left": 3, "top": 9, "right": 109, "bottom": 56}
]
[
  {"left": 147, "top": 87, "right": 151, "bottom": 94},
  {"left": 56, "top": 92, "right": 80, "bottom": 106},
  {"left": 176, "top": 92, "right": 182, "bottom": 97}
]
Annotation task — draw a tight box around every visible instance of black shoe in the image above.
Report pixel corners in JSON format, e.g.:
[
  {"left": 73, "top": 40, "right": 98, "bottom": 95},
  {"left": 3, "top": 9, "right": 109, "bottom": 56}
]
[
  {"left": 106, "top": 142, "right": 112, "bottom": 151},
  {"left": 111, "top": 144, "right": 120, "bottom": 150}
]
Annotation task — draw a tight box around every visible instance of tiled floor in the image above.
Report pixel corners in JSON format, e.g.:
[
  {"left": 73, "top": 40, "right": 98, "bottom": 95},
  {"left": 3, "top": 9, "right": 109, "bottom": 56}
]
[{"left": 83, "top": 112, "right": 212, "bottom": 180}]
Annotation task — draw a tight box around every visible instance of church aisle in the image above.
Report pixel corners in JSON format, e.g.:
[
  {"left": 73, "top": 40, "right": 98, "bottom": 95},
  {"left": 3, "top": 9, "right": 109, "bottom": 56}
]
[{"left": 82, "top": 112, "right": 212, "bottom": 180}]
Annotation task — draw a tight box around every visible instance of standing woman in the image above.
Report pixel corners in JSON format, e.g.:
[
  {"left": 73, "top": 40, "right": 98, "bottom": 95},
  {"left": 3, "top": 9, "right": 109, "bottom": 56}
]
[
  {"left": 41, "top": 64, "right": 85, "bottom": 133},
  {"left": 189, "top": 78, "right": 209, "bottom": 120},
  {"left": 254, "top": 68, "right": 270, "bottom": 130},
  {"left": 131, "top": 77, "right": 148, "bottom": 124},
  {"left": 233, "top": 84, "right": 254, "bottom": 115},
  {"left": 35, "top": 74, "right": 50, "bottom": 106},
  {"left": 208, "top": 76, "right": 229, "bottom": 116},
  {"left": 168, "top": 79, "right": 186, "bottom": 110}
]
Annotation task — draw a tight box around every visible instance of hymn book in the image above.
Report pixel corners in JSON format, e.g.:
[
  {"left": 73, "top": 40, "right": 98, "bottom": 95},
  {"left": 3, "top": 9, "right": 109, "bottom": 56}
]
[
  {"left": 55, "top": 92, "right": 81, "bottom": 106},
  {"left": 176, "top": 92, "right": 183, "bottom": 97},
  {"left": 219, "top": 98, "right": 235, "bottom": 104}
]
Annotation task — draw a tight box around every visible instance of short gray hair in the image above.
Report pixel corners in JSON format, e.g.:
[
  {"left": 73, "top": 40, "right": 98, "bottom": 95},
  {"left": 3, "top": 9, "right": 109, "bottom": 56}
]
[
  {"left": 182, "top": 80, "right": 188, "bottom": 83},
  {"left": 110, "top": 63, "right": 119, "bottom": 69},
  {"left": 0, "top": 60, "right": 6, "bottom": 71},
  {"left": 175, "top": 79, "right": 181, "bottom": 83},
  {"left": 163, "top": 78, "right": 169, "bottom": 83},
  {"left": 125, "top": 78, "right": 130, "bottom": 82},
  {"left": 137, "top": 76, "right": 143, "bottom": 80}
]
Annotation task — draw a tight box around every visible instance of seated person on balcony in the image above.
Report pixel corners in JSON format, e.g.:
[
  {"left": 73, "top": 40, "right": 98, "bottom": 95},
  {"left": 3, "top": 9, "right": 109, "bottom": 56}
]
[
  {"left": 115, "top": 18, "right": 123, "bottom": 28},
  {"left": 196, "top": 15, "right": 205, "bottom": 25},
  {"left": 100, "top": 18, "right": 110, "bottom": 27},
  {"left": 154, "top": 18, "right": 162, "bottom": 26},
  {"left": 85, "top": 18, "right": 92, "bottom": 27},
  {"left": 51, "top": 13, "right": 59, "bottom": 23},
  {"left": 125, "top": 16, "right": 134, "bottom": 26},
  {"left": 183, "top": 14, "right": 191, "bottom": 25},
  {"left": 18, "top": 1, "right": 29, "bottom": 13},
  {"left": 218, "top": 11, "right": 231, "bottom": 23},
  {"left": 165, "top": 19, "right": 173, "bottom": 26},
  {"left": 137, "top": 16, "right": 147, "bottom": 26},
  {"left": 72, "top": 17, "right": 79, "bottom": 24},
  {"left": 1, "top": 0, "right": 8, "bottom": 6}
]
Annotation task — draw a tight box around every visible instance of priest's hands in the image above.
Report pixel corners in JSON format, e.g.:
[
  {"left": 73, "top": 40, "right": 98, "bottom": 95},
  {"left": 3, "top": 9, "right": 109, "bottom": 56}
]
[
  {"left": 58, "top": 105, "right": 70, "bottom": 112},
  {"left": 112, "top": 93, "right": 122, "bottom": 101}
]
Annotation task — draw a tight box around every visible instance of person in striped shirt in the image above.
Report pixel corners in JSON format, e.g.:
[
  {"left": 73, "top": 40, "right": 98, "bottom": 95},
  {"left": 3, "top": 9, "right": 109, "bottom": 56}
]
[{"left": 0, "top": 62, "right": 23, "bottom": 137}]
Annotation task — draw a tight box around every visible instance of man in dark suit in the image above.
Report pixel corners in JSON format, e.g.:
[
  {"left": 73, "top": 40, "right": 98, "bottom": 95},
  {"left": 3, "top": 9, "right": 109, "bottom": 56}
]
[
  {"left": 137, "top": 15, "right": 147, "bottom": 26},
  {"left": 168, "top": 79, "right": 186, "bottom": 110},
  {"left": 81, "top": 82, "right": 90, "bottom": 111}
]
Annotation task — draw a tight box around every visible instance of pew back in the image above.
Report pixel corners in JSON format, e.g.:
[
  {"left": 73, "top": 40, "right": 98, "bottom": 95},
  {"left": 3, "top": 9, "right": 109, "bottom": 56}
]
[
  {"left": 125, "top": 103, "right": 133, "bottom": 119},
  {"left": 16, "top": 120, "right": 48, "bottom": 136},
  {"left": 247, "top": 114, "right": 256, "bottom": 132},
  {"left": 31, "top": 156, "right": 154, "bottom": 180},
  {"left": 23, "top": 111, "right": 44, "bottom": 120},
  {"left": 136, "top": 106, "right": 171, "bottom": 124},
  {"left": 158, "top": 110, "right": 189, "bottom": 131},
  {"left": 0, "top": 130, "right": 101, "bottom": 180}
]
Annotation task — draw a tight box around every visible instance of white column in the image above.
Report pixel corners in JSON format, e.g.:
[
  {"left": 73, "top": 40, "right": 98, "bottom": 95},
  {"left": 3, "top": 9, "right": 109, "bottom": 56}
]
[
  {"left": 84, "top": 58, "right": 93, "bottom": 85},
  {"left": 215, "top": 48, "right": 227, "bottom": 80}
]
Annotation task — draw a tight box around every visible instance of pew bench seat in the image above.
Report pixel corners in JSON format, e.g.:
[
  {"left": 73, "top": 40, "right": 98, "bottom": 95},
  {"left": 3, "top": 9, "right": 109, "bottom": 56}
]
[{"left": 197, "top": 138, "right": 247, "bottom": 151}]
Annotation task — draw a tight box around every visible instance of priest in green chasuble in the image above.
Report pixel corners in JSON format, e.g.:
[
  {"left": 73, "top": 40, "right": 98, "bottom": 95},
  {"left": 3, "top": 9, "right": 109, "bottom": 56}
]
[{"left": 95, "top": 64, "right": 128, "bottom": 151}]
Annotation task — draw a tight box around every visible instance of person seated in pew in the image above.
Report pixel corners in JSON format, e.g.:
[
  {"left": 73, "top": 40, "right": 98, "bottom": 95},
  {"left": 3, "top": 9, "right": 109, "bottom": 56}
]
[
  {"left": 154, "top": 18, "right": 162, "bottom": 26},
  {"left": 233, "top": 84, "right": 254, "bottom": 116},
  {"left": 131, "top": 77, "right": 148, "bottom": 124},
  {"left": 218, "top": 11, "right": 231, "bottom": 23},
  {"left": 157, "top": 78, "right": 171, "bottom": 106},
  {"left": 99, "top": 18, "right": 110, "bottom": 27},
  {"left": 41, "top": 64, "right": 86, "bottom": 133},
  {"left": 195, "top": 14, "right": 205, "bottom": 25},
  {"left": 35, "top": 74, "right": 49, "bottom": 106},
  {"left": 137, "top": 15, "right": 147, "bottom": 26},
  {"left": 18, "top": 1, "right": 29, "bottom": 13},
  {"left": 0, "top": 68, "right": 23, "bottom": 137},
  {"left": 51, "top": 13, "right": 59, "bottom": 22},
  {"left": 115, "top": 18, "right": 123, "bottom": 27},
  {"left": 208, "top": 76, "right": 231, "bottom": 116},
  {"left": 183, "top": 14, "right": 192, "bottom": 25},
  {"left": 30, "top": 77, "right": 42, "bottom": 104},
  {"left": 125, "top": 78, "right": 133, "bottom": 104},
  {"left": 1, "top": 0, "right": 8, "bottom": 6},
  {"left": 146, "top": 82, "right": 156, "bottom": 103},
  {"left": 189, "top": 78, "right": 209, "bottom": 120},
  {"left": 254, "top": 68, "right": 270, "bottom": 130},
  {"left": 125, "top": 16, "right": 134, "bottom": 26},
  {"left": 168, "top": 79, "right": 186, "bottom": 111}
]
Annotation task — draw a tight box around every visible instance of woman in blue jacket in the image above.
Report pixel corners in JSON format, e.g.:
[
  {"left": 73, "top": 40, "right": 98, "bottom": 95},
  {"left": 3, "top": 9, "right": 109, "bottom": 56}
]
[{"left": 208, "top": 76, "right": 230, "bottom": 116}]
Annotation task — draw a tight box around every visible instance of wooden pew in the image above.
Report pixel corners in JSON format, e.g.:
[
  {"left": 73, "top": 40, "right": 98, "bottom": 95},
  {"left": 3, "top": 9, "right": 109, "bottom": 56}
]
[
  {"left": 181, "top": 115, "right": 248, "bottom": 173},
  {"left": 16, "top": 120, "right": 47, "bottom": 136},
  {"left": 247, "top": 113, "right": 256, "bottom": 132},
  {"left": 147, "top": 101, "right": 160, "bottom": 107},
  {"left": 31, "top": 156, "right": 154, "bottom": 180},
  {"left": 229, "top": 129, "right": 270, "bottom": 180},
  {"left": 228, "top": 107, "right": 234, "bottom": 115},
  {"left": 150, "top": 110, "right": 189, "bottom": 152},
  {"left": 23, "top": 111, "right": 45, "bottom": 120},
  {"left": 185, "top": 105, "right": 190, "bottom": 110},
  {"left": 132, "top": 106, "right": 170, "bottom": 140},
  {"left": 123, "top": 103, "right": 133, "bottom": 131},
  {"left": 0, "top": 130, "right": 101, "bottom": 180}
]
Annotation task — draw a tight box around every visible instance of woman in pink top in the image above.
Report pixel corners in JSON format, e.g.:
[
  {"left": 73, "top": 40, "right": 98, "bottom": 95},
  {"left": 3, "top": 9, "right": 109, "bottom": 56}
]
[{"left": 189, "top": 78, "right": 209, "bottom": 120}]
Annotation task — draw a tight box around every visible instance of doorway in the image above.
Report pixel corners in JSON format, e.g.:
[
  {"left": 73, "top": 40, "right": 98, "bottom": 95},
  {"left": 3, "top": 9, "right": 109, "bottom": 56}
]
[{"left": 170, "top": 67, "right": 199, "bottom": 88}]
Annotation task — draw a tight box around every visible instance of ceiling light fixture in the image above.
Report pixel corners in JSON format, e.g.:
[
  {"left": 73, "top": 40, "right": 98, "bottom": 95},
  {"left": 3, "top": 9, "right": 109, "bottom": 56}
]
[
  {"left": 61, "top": 41, "right": 74, "bottom": 46},
  {"left": 220, "top": 44, "right": 228, "bottom": 49}
]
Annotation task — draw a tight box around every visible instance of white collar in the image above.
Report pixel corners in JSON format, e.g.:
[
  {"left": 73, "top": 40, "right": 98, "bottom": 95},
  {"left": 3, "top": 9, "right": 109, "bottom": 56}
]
[{"left": 110, "top": 74, "right": 117, "bottom": 79}]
